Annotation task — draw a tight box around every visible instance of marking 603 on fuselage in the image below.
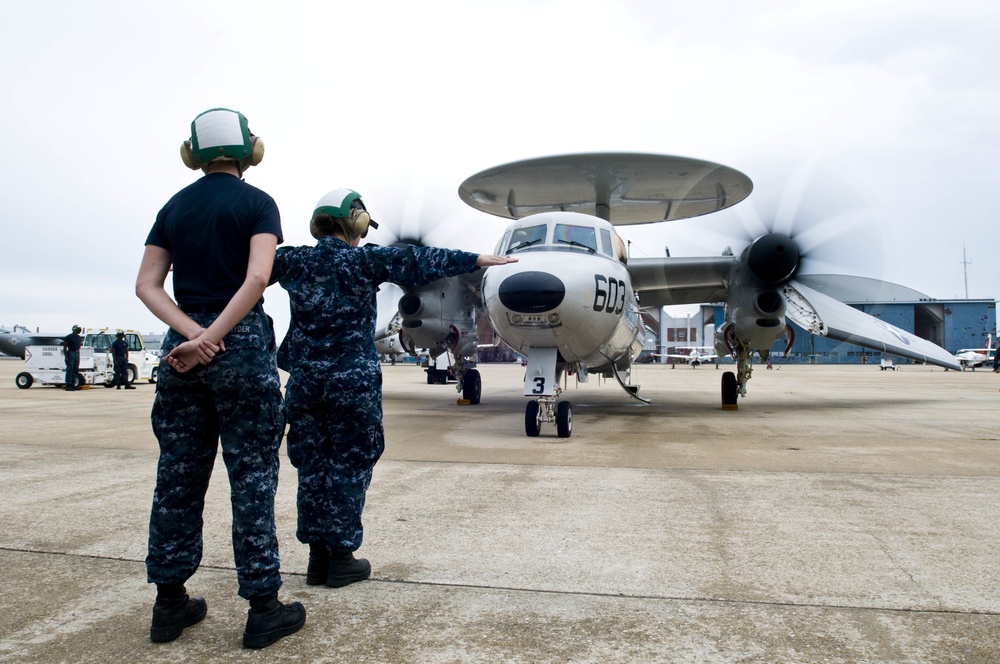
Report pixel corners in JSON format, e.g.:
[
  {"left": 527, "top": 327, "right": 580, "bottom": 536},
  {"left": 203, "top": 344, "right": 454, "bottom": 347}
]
[{"left": 593, "top": 275, "right": 627, "bottom": 315}]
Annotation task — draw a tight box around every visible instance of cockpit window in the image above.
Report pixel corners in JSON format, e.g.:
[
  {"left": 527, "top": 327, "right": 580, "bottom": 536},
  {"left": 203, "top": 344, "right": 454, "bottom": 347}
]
[
  {"left": 496, "top": 230, "right": 512, "bottom": 255},
  {"left": 553, "top": 224, "right": 598, "bottom": 252},
  {"left": 599, "top": 229, "right": 613, "bottom": 257},
  {"left": 506, "top": 224, "right": 547, "bottom": 253}
]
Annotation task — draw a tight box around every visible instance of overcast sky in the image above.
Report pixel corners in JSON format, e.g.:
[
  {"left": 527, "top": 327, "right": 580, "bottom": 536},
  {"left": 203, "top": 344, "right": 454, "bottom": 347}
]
[{"left": 2, "top": 1, "right": 997, "bottom": 341}]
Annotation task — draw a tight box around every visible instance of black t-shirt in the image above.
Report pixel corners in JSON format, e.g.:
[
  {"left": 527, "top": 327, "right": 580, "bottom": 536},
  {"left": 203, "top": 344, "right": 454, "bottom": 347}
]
[
  {"left": 62, "top": 332, "right": 82, "bottom": 352},
  {"left": 111, "top": 338, "right": 129, "bottom": 359},
  {"left": 145, "top": 173, "right": 283, "bottom": 309}
]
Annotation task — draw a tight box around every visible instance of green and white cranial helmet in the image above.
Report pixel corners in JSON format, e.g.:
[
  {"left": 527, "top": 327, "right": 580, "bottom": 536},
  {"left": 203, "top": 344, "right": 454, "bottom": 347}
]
[
  {"left": 311, "top": 189, "right": 378, "bottom": 238},
  {"left": 313, "top": 189, "right": 363, "bottom": 219},
  {"left": 180, "top": 108, "right": 264, "bottom": 171}
]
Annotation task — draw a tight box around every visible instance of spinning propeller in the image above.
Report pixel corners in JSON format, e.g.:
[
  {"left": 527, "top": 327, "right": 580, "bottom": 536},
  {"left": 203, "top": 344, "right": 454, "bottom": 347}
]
[{"left": 680, "top": 157, "right": 899, "bottom": 297}]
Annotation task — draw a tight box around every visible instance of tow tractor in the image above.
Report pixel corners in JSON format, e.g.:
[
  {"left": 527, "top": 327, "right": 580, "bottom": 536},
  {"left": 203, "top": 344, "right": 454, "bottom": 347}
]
[
  {"left": 14, "top": 328, "right": 160, "bottom": 389},
  {"left": 15, "top": 345, "right": 111, "bottom": 389}
]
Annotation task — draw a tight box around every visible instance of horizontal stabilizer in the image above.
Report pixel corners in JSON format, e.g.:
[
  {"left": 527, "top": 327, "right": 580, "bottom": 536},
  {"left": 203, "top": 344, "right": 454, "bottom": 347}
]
[{"left": 783, "top": 280, "right": 961, "bottom": 370}]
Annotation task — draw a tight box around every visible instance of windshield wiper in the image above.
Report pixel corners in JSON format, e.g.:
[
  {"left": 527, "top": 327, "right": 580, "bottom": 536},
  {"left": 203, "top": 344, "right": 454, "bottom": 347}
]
[
  {"left": 556, "top": 239, "right": 596, "bottom": 253},
  {"left": 508, "top": 238, "right": 543, "bottom": 252}
]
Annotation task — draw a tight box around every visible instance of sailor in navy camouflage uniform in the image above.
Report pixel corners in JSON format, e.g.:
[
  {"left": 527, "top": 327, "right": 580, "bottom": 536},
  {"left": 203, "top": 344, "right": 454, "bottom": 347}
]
[
  {"left": 61, "top": 325, "right": 83, "bottom": 391},
  {"left": 135, "top": 108, "right": 305, "bottom": 649},
  {"left": 269, "top": 188, "right": 516, "bottom": 588}
]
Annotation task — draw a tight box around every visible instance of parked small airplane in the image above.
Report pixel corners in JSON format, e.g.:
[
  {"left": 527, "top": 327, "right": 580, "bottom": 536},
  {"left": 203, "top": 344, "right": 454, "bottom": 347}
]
[
  {"left": 662, "top": 346, "right": 718, "bottom": 366},
  {"left": 375, "top": 311, "right": 406, "bottom": 360},
  {"left": 0, "top": 326, "right": 65, "bottom": 359},
  {"left": 954, "top": 334, "right": 994, "bottom": 370},
  {"left": 373, "top": 152, "right": 961, "bottom": 438}
]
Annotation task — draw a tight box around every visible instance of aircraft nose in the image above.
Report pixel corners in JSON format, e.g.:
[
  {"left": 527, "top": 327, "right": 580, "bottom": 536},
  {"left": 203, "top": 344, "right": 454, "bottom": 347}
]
[{"left": 497, "top": 271, "right": 566, "bottom": 313}]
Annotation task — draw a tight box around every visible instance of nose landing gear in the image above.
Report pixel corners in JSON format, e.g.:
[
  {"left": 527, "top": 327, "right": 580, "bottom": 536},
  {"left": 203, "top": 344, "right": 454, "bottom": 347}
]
[{"left": 525, "top": 393, "right": 573, "bottom": 438}]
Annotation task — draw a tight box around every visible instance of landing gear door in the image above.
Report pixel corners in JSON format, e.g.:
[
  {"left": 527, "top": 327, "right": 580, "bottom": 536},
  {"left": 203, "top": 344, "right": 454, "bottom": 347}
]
[{"left": 523, "top": 347, "right": 558, "bottom": 397}]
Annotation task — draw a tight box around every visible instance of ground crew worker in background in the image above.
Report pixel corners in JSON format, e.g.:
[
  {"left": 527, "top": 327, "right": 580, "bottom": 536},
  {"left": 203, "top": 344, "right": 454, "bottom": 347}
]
[
  {"left": 268, "top": 188, "right": 517, "bottom": 589},
  {"left": 135, "top": 108, "right": 304, "bottom": 649},
  {"left": 111, "top": 331, "right": 134, "bottom": 389},
  {"left": 61, "top": 325, "right": 83, "bottom": 391}
]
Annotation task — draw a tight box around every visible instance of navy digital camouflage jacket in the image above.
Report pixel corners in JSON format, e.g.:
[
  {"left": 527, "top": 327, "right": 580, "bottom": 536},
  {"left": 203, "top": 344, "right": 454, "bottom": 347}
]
[{"left": 270, "top": 237, "right": 480, "bottom": 401}]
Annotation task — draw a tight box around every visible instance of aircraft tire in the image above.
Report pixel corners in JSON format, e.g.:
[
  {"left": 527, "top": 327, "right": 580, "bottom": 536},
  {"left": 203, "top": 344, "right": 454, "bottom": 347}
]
[
  {"left": 524, "top": 401, "right": 541, "bottom": 437},
  {"left": 462, "top": 369, "right": 482, "bottom": 404},
  {"left": 721, "top": 371, "right": 738, "bottom": 406},
  {"left": 15, "top": 372, "right": 33, "bottom": 389},
  {"left": 556, "top": 401, "right": 572, "bottom": 438}
]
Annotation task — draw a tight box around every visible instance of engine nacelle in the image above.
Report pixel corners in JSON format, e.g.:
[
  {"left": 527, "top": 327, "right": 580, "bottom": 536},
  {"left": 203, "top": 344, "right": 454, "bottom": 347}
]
[
  {"left": 719, "top": 234, "right": 798, "bottom": 354},
  {"left": 745, "top": 233, "right": 799, "bottom": 285},
  {"left": 398, "top": 280, "right": 478, "bottom": 357}
]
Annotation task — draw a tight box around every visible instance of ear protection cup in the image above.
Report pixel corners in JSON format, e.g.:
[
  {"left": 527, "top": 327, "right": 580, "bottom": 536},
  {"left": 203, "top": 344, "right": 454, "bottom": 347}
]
[
  {"left": 180, "top": 140, "right": 200, "bottom": 170},
  {"left": 180, "top": 109, "right": 265, "bottom": 171},
  {"left": 246, "top": 135, "right": 265, "bottom": 167},
  {"left": 180, "top": 136, "right": 264, "bottom": 172},
  {"left": 344, "top": 207, "right": 371, "bottom": 238}
]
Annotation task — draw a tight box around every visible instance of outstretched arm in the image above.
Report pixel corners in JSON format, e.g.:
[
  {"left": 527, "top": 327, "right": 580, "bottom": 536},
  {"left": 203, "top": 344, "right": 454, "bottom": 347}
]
[{"left": 476, "top": 254, "right": 518, "bottom": 267}]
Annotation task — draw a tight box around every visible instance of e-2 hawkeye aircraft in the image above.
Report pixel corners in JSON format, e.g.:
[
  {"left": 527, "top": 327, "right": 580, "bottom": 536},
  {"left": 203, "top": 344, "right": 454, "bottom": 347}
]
[{"left": 380, "top": 153, "right": 960, "bottom": 438}]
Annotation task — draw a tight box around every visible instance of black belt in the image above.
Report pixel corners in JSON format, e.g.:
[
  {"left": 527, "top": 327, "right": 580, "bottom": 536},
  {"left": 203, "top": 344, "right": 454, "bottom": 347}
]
[
  {"left": 179, "top": 300, "right": 265, "bottom": 315},
  {"left": 179, "top": 302, "right": 227, "bottom": 314}
]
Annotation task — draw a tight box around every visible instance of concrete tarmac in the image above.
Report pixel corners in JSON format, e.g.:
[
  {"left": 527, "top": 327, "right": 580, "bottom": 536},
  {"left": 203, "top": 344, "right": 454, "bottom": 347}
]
[{"left": 0, "top": 357, "right": 998, "bottom": 662}]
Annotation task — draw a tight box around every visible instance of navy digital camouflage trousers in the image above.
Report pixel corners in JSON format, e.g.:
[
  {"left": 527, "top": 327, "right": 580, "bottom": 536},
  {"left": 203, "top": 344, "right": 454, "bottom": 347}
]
[
  {"left": 64, "top": 350, "right": 79, "bottom": 388},
  {"left": 283, "top": 373, "right": 385, "bottom": 552},
  {"left": 146, "top": 308, "right": 285, "bottom": 600}
]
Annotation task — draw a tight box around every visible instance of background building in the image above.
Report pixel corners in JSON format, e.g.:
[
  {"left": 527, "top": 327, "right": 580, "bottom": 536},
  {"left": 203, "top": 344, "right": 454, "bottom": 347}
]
[{"left": 647, "top": 294, "right": 996, "bottom": 366}]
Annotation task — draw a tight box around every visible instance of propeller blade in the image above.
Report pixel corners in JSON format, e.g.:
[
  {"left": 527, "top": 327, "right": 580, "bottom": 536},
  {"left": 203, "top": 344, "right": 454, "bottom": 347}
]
[
  {"left": 701, "top": 157, "right": 892, "bottom": 281},
  {"left": 783, "top": 279, "right": 960, "bottom": 370}
]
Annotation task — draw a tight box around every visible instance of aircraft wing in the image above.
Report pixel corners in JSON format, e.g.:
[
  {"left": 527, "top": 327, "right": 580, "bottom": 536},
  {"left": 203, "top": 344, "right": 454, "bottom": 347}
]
[
  {"left": 626, "top": 255, "right": 959, "bottom": 369},
  {"left": 783, "top": 280, "right": 962, "bottom": 370},
  {"left": 794, "top": 274, "right": 932, "bottom": 303},
  {"left": 627, "top": 256, "right": 732, "bottom": 307}
]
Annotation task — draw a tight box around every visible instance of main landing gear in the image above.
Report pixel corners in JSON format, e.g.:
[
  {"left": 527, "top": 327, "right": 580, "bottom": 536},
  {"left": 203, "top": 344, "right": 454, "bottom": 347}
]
[
  {"left": 721, "top": 344, "right": 753, "bottom": 410},
  {"left": 721, "top": 371, "right": 738, "bottom": 408},
  {"left": 525, "top": 395, "right": 572, "bottom": 438},
  {"left": 461, "top": 368, "right": 481, "bottom": 404}
]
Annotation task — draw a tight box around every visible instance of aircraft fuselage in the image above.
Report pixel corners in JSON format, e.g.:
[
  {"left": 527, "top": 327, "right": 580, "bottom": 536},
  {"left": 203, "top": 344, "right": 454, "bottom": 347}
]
[{"left": 482, "top": 212, "right": 644, "bottom": 372}]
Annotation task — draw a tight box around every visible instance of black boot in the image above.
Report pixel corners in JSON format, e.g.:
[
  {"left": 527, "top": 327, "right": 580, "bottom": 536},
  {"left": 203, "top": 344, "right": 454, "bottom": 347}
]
[
  {"left": 326, "top": 549, "right": 371, "bottom": 588},
  {"left": 306, "top": 543, "right": 329, "bottom": 586},
  {"left": 243, "top": 594, "right": 306, "bottom": 649},
  {"left": 149, "top": 585, "right": 207, "bottom": 643}
]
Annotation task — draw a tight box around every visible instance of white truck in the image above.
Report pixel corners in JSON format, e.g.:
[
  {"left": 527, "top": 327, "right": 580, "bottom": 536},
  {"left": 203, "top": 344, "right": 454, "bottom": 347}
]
[
  {"left": 81, "top": 328, "right": 159, "bottom": 385},
  {"left": 14, "top": 328, "right": 160, "bottom": 389}
]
